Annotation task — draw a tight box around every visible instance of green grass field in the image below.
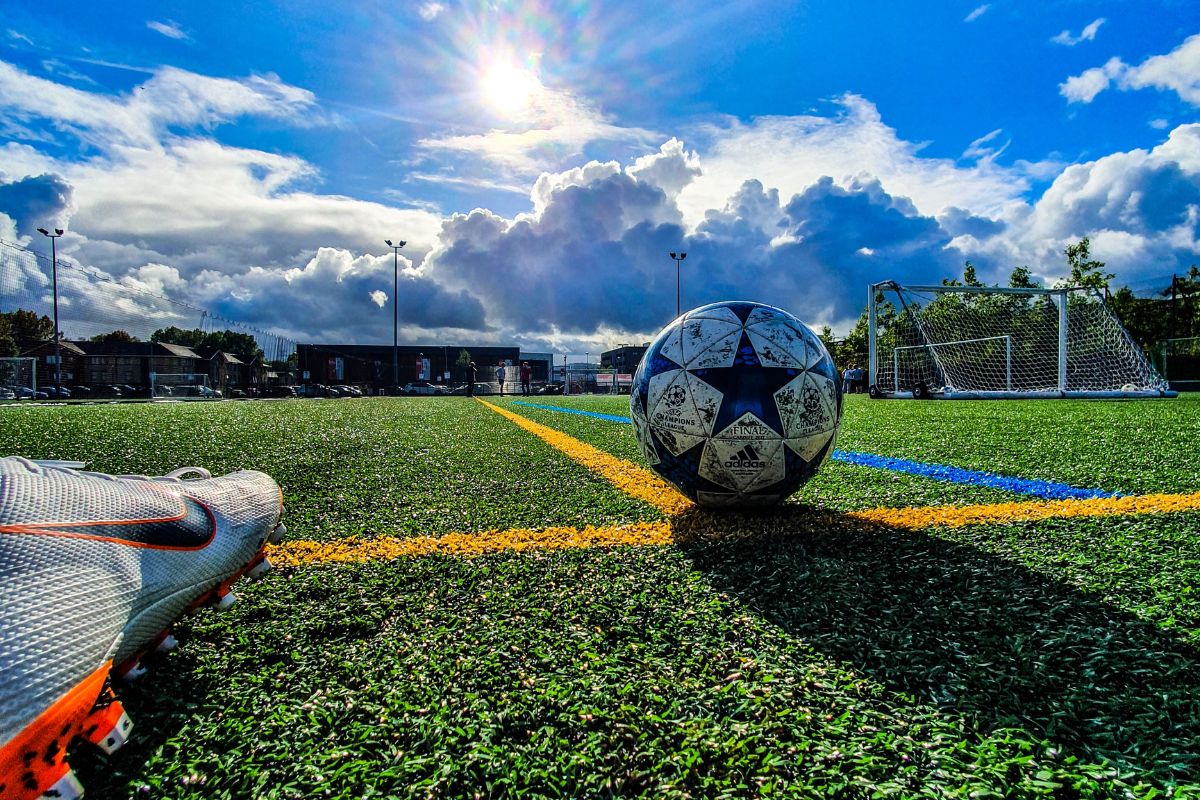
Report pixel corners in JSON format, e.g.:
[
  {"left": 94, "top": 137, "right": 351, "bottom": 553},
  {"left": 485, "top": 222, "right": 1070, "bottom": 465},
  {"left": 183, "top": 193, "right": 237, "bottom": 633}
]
[{"left": 2, "top": 394, "right": 1199, "bottom": 798}]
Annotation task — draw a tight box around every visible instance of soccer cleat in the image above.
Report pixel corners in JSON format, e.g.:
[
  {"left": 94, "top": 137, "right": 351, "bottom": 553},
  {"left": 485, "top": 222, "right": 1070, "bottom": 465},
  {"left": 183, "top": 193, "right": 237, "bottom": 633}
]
[{"left": 0, "top": 456, "right": 283, "bottom": 800}]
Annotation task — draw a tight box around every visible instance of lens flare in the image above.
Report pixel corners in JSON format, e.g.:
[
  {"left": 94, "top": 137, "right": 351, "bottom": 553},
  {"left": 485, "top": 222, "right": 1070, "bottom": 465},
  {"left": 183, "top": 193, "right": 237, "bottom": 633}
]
[{"left": 481, "top": 59, "right": 543, "bottom": 115}]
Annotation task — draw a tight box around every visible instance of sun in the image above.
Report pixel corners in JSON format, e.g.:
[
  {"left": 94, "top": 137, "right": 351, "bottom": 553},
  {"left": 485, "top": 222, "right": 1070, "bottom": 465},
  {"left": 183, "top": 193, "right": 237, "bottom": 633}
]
[{"left": 480, "top": 60, "right": 543, "bottom": 115}]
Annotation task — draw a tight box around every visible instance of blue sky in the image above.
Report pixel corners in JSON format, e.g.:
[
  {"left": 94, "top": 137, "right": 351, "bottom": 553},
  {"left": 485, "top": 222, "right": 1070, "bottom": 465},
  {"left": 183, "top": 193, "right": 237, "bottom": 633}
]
[{"left": 1, "top": 0, "right": 1198, "bottom": 351}]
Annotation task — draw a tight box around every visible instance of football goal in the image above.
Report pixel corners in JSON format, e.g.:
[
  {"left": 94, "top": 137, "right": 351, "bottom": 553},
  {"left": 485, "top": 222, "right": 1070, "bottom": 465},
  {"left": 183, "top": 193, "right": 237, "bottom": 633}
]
[
  {"left": 0, "top": 357, "right": 36, "bottom": 393},
  {"left": 150, "top": 372, "right": 215, "bottom": 399},
  {"left": 867, "top": 281, "right": 1172, "bottom": 399}
]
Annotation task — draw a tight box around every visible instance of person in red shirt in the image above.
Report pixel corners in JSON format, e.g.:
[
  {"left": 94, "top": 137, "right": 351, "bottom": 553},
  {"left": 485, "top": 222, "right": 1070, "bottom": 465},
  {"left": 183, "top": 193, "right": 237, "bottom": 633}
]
[{"left": 520, "top": 361, "right": 532, "bottom": 396}]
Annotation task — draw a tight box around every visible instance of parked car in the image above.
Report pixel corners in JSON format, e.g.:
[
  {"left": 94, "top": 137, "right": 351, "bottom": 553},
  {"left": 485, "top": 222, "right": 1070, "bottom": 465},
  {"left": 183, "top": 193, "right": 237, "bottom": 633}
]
[
  {"left": 403, "top": 381, "right": 449, "bottom": 396},
  {"left": 450, "top": 382, "right": 496, "bottom": 396},
  {"left": 45, "top": 386, "right": 72, "bottom": 399},
  {"left": 264, "top": 385, "right": 297, "bottom": 398},
  {"left": 535, "top": 382, "right": 564, "bottom": 395},
  {"left": 70, "top": 385, "right": 93, "bottom": 398},
  {"left": 334, "top": 385, "right": 364, "bottom": 397},
  {"left": 12, "top": 386, "right": 48, "bottom": 400},
  {"left": 0, "top": 387, "right": 16, "bottom": 400}
]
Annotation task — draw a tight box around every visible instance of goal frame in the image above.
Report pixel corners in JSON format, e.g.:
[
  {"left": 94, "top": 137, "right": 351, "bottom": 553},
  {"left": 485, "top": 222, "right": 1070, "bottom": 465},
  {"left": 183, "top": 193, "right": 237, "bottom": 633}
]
[
  {"left": 150, "top": 372, "right": 214, "bottom": 399},
  {"left": 867, "top": 281, "right": 1174, "bottom": 399}
]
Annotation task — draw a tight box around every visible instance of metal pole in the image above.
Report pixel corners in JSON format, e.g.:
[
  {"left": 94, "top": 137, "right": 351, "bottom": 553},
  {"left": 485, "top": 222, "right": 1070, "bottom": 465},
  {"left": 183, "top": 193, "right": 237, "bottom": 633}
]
[
  {"left": 51, "top": 235, "right": 60, "bottom": 397},
  {"left": 669, "top": 252, "right": 687, "bottom": 317},
  {"left": 1058, "top": 290, "right": 1068, "bottom": 392},
  {"left": 868, "top": 283, "right": 878, "bottom": 392},
  {"left": 393, "top": 247, "right": 398, "bottom": 393}
]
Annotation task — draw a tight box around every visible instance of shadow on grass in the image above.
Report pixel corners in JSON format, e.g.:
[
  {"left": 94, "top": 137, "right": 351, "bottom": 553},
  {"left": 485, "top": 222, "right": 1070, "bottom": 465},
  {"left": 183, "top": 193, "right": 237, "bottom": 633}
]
[{"left": 673, "top": 505, "right": 1200, "bottom": 781}]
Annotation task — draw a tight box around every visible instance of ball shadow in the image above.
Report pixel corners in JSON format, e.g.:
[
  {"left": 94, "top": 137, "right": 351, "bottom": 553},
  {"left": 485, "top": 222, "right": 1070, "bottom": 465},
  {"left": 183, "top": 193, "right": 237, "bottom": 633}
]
[{"left": 672, "top": 504, "right": 1200, "bottom": 780}]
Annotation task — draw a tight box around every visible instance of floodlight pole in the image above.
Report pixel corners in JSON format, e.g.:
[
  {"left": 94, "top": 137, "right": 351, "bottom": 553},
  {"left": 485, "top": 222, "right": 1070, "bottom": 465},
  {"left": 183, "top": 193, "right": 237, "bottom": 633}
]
[
  {"left": 385, "top": 239, "right": 406, "bottom": 393},
  {"left": 37, "top": 227, "right": 64, "bottom": 397},
  {"left": 669, "top": 252, "right": 687, "bottom": 317}
]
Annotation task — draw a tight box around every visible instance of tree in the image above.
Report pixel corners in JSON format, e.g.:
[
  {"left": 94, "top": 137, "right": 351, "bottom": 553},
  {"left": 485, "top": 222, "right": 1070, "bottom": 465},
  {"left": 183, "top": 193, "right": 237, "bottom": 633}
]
[
  {"left": 454, "top": 349, "right": 472, "bottom": 381},
  {"left": 151, "top": 327, "right": 264, "bottom": 363},
  {"left": 0, "top": 316, "right": 16, "bottom": 358},
  {"left": 90, "top": 330, "right": 138, "bottom": 343},
  {"left": 1009, "top": 266, "right": 1039, "bottom": 289},
  {"left": 1060, "top": 237, "right": 1114, "bottom": 290},
  {"left": 1, "top": 309, "right": 55, "bottom": 346}
]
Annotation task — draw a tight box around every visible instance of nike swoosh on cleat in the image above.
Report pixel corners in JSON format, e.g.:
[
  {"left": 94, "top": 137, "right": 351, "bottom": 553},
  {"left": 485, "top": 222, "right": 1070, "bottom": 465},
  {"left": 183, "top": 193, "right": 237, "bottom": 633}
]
[{"left": 0, "top": 496, "right": 217, "bottom": 550}]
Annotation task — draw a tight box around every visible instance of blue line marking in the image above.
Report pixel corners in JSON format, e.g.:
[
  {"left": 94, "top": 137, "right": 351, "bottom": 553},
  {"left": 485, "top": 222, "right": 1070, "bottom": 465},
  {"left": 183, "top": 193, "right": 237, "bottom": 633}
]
[
  {"left": 510, "top": 400, "right": 1115, "bottom": 500},
  {"left": 512, "top": 401, "right": 634, "bottom": 423}
]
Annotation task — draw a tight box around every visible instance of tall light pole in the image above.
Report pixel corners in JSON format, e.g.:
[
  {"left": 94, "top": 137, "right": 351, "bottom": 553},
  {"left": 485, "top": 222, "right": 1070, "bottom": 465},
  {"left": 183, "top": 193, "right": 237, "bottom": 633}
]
[
  {"left": 385, "top": 239, "right": 406, "bottom": 393},
  {"left": 669, "top": 251, "right": 687, "bottom": 317},
  {"left": 37, "top": 227, "right": 64, "bottom": 397}
]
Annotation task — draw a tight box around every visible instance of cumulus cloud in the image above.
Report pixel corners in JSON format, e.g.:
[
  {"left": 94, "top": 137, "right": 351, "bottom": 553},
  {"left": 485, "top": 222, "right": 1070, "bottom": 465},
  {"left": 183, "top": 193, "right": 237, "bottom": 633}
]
[
  {"left": 679, "top": 95, "right": 1034, "bottom": 226},
  {"left": 0, "top": 173, "right": 74, "bottom": 236},
  {"left": 146, "top": 20, "right": 188, "bottom": 40},
  {"left": 1061, "top": 34, "right": 1200, "bottom": 105},
  {"left": 1051, "top": 18, "right": 1105, "bottom": 46}
]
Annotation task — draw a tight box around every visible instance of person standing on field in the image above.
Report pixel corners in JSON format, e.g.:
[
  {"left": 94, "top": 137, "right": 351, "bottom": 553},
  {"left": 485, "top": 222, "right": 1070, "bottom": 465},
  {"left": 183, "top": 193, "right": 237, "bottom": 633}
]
[
  {"left": 496, "top": 362, "right": 506, "bottom": 396},
  {"left": 466, "top": 361, "right": 477, "bottom": 396},
  {"left": 842, "top": 366, "right": 853, "bottom": 394},
  {"left": 520, "top": 361, "right": 532, "bottom": 396}
]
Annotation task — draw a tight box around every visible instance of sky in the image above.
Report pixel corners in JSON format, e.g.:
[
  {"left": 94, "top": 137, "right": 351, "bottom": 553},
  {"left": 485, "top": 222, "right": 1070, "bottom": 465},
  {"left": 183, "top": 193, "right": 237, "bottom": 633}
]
[{"left": 0, "top": 0, "right": 1198, "bottom": 354}]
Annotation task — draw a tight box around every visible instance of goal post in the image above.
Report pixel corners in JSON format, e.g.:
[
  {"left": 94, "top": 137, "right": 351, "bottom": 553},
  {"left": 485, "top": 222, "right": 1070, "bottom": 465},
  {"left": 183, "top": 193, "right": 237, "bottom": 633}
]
[
  {"left": 0, "top": 358, "right": 36, "bottom": 392},
  {"left": 150, "top": 372, "right": 215, "bottom": 399},
  {"left": 868, "top": 281, "right": 1173, "bottom": 399}
]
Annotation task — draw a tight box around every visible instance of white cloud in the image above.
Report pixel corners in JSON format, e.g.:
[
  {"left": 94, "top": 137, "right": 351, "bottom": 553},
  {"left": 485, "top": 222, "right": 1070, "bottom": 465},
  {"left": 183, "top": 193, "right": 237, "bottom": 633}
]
[
  {"left": 146, "top": 20, "right": 189, "bottom": 40},
  {"left": 417, "top": 82, "right": 659, "bottom": 175},
  {"left": 964, "top": 5, "right": 989, "bottom": 23},
  {"left": 418, "top": 3, "right": 445, "bottom": 21},
  {"left": 8, "top": 29, "right": 34, "bottom": 46},
  {"left": 679, "top": 95, "right": 1033, "bottom": 227},
  {"left": 1051, "top": 18, "right": 1105, "bottom": 46},
  {"left": 369, "top": 290, "right": 388, "bottom": 307},
  {"left": 1149, "top": 118, "right": 1170, "bottom": 130},
  {"left": 0, "top": 59, "right": 322, "bottom": 149},
  {"left": 1061, "top": 34, "right": 1200, "bottom": 105}
]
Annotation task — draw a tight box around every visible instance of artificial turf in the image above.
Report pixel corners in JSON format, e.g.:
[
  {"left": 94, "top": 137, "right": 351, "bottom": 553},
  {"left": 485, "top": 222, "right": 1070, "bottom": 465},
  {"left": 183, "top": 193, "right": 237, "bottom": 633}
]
[{"left": 1, "top": 394, "right": 1198, "bottom": 798}]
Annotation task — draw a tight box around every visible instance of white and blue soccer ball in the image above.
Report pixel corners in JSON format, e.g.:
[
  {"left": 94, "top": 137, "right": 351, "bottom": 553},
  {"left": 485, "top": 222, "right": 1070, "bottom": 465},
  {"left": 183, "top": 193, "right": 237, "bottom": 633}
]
[{"left": 630, "top": 301, "right": 842, "bottom": 508}]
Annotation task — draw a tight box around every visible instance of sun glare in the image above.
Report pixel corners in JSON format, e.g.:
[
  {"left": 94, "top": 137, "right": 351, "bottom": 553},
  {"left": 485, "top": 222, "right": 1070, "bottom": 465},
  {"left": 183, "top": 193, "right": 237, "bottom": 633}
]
[{"left": 481, "top": 61, "right": 543, "bottom": 115}]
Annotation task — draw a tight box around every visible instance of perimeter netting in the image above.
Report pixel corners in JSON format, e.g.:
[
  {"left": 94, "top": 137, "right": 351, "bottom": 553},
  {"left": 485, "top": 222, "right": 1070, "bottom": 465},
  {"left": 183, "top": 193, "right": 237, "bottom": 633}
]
[
  {"left": 150, "top": 373, "right": 213, "bottom": 398},
  {"left": 870, "top": 283, "right": 1167, "bottom": 396}
]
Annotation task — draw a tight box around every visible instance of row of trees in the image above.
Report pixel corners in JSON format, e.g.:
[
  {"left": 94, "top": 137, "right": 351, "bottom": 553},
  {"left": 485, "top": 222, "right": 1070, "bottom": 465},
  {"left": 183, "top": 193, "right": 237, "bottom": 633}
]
[{"left": 0, "top": 311, "right": 269, "bottom": 366}]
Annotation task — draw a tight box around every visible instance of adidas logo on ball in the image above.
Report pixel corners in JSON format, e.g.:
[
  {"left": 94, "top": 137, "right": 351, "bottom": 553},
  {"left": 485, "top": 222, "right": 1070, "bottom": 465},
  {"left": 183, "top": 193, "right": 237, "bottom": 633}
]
[{"left": 725, "top": 444, "right": 765, "bottom": 469}]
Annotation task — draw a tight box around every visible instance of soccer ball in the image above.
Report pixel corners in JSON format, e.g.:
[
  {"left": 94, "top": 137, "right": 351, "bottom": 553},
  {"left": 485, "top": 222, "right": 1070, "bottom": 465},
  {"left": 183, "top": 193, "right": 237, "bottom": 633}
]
[{"left": 630, "top": 301, "right": 842, "bottom": 508}]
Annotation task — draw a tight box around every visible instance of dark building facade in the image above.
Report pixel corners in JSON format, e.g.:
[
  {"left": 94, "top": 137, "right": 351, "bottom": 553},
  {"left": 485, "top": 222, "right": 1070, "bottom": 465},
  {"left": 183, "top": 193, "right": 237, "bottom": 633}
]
[
  {"left": 296, "top": 343, "right": 522, "bottom": 389},
  {"left": 600, "top": 345, "right": 648, "bottom": 374}
]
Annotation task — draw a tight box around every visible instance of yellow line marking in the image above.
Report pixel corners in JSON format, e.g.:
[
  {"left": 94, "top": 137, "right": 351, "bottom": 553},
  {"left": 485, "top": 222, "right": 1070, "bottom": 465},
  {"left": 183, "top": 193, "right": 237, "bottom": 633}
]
[
  {"left": 476, "top": 398, "right": 692, "bottom": 515},
  {"left": 266, "top": 401, "right": 1200, "bottom": 566},
  {"left": 269, "top": 522, "right": 674, "bottom": 567},
  {"left": 850, "top": 491, "right": 1200, "bottom": 530}
]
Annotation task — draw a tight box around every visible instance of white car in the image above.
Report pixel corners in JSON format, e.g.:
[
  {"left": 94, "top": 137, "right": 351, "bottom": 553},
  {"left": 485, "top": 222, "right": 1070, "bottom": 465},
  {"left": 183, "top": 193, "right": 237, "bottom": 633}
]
[{"left": 403, "top": 381, "right": 449, "bottom": 396}]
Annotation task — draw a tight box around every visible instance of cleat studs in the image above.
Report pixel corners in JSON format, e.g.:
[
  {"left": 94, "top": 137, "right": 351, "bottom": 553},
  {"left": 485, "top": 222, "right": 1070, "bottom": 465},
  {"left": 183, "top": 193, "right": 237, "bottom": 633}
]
[
  {"left": 213, "top": 591, "right": 237, "bottom": 612},
  {"left": 156, "top": 634, "right": 179, "bottom": 653},
  {"left": 268, "top": 522, "right": 287, "bottom": 544},
  {"left": 248, "top": 558, "right": 272, "bottom": 580},
  {"left": 95, "top": 711, "right": 134, "bottom": 754},
  {"left": 41, "top": 769, "right": 85, "bottom": 799},
  {"left": 121, "top": 662, "right": 147, "bottom": 681}
]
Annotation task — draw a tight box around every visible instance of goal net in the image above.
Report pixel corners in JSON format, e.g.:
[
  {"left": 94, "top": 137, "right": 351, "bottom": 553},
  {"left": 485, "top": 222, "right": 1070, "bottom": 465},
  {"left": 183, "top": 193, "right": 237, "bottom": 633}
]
[
  {"left": 150, "top": 372, "right": 214, "bottom": 399},
  {"left": 868, "top": 282, "right": 1171, "bottom": 398},
  {"left": 0, "top": 358, "right": 36, "bottom": 392}
]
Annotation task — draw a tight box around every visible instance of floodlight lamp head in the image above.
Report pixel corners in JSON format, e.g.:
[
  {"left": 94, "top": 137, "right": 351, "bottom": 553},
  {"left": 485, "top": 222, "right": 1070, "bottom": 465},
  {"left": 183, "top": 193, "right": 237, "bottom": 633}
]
[
  {"left": 55, "top": 229, "right": 63, "bottom": 235},
  {"left": 37, "top": 228, "right": 49, "bottom": 236},
  {"left": 398, "top": 240, "right": 406, "bottom": 248},
  {"left": 680, "top": 252, "right": 687, "bottom": 260},
  {"left": 669, "top": 252, "right": 677, "bottom": 259},
  {"left": 385, "top": 239, "right": 392, "bottom": 246}
]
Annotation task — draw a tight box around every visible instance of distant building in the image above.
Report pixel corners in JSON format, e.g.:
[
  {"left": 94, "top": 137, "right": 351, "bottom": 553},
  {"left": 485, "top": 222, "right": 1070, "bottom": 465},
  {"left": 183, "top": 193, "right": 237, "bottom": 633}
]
[
  {"left": 20, "top": 340, "right": 87, "bottom": 387},
  {"left": 69, "top": 340, "right": 203, "bottom": 388},
  {"left": 600, "top": 344, "right": 647, "bottom": 374},
  {"left": 295, "top": 343, "right": 521, "bottom": 389},
  {"left": 518, "top": 351, "right": 554, "bottom": 383}
]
